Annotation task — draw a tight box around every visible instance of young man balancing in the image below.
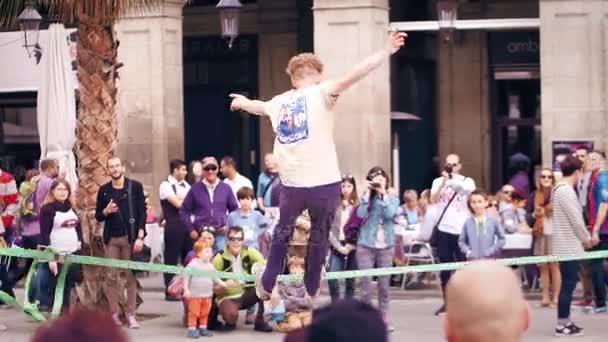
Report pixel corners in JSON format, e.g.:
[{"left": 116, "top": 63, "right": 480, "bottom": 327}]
[{"left": 229, "top": 32, "right": 407, "bottom": 299}]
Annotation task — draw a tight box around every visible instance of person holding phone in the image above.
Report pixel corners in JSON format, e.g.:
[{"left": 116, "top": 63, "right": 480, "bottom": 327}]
[{"left": 95, "top": 156, "right": 146, "bottom": 329}]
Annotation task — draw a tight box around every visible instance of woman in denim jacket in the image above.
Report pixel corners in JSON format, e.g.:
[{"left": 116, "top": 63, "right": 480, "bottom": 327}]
[{"left": 354, "top": 167, "right": 400, "bottom": 332}]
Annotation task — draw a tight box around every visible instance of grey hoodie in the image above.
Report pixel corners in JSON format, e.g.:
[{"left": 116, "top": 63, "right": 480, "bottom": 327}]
[{"left": 458, "top": 216, "right": 506, "bottom": 260}]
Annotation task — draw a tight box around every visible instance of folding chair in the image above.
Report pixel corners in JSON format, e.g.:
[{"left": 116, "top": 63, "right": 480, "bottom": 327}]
[{"left": 401, "top": 241, "right": 436, "bottom": 290}]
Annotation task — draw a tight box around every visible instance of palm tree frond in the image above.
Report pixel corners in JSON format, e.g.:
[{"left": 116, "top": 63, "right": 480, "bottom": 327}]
[
  {"left": 0, "top": 0, "right": 25, "bottom": 29},
  {"left": 0, "top": 0, "right": 167, "bottom": 28}
]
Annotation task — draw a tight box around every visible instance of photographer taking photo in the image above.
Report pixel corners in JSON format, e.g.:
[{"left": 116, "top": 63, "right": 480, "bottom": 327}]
[
  {"left": 353, "top": 166, "right": 400, "bottom": 332},
  {"left": 429, "top": 154, "right": 476, "bottom": 315}
]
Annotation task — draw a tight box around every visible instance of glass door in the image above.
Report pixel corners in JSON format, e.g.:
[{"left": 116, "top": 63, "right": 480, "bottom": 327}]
[{"left": 491, "top": 76, "right": 541, "bottom": 190}]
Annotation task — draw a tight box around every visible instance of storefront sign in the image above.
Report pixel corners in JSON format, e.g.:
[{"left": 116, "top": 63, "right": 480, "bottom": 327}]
[
  {"left": 489, "top": 31, "right": 539, "bottom": 66},
  {"left": 552, "top": 140, "right": 594, "bottom": 172}
]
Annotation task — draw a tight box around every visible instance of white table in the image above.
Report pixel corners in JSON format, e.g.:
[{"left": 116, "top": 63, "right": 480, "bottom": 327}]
[
  {"left": 504, "top": 233, "right": 533, "bottom": 250},
  {"left": 395, "top": 225, "right": 532, "bottom": 251}
]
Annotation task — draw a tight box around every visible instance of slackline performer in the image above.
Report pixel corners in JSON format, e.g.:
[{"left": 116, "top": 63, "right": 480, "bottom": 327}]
[{"left": 229, "top": 31, "right": 407, "bottom": 300}]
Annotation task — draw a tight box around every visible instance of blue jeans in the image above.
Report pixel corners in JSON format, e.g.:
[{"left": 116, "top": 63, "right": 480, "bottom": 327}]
[
  {"left": 590, "top": 238, "right": 608, "bottom": 308},
  {"left": 34, "top": 263, "right": 54, "bottom": 308},
  {"left": 558, "top": 261, "right": 580, "bottom": 320},
  {"left": 327, "top": 250, "right": 357, "bottom": 302},
  {"left": 34, "top": 262, "right": 81, "bottom": 309}
]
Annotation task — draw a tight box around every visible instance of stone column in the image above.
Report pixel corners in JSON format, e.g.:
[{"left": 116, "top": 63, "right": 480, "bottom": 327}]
[
  {"left": 258, "top": 0, "right": 300, "bottom": 158},
  {"left": 437, "top": 32, "right": 490, "bottom": 189},
  {"left": 313, "top": 0, "right": 391, "bottom": 185},
  {"left": 114, "top": 0, "right": 185, "bottom": 206},
  {"left": 540, "top": 0, "right": 608, "bottom": 164}
]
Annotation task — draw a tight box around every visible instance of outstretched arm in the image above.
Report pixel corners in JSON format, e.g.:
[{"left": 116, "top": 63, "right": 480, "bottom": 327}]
[
  {"left": 229, "top": 94, "right": 269, "bottom": 116},
  {"left": 325, "top": 32, "right": 407, "bottom": 96}
]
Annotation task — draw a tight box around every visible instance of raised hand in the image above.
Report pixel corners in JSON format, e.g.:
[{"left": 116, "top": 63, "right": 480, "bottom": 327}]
[
  {"left": 229, "top": 93, "right": 248, "bottom": 112},
  {"left": 386, "top": 32, "right": 407, "bottom": 54}
]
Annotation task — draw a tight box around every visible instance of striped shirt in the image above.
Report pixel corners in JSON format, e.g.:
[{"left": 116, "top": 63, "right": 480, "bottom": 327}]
[
  {"left": 552, "top": 182, "right": 590, "bottom": 257},
  {"left": 0, "top": 170, "right": 18, "bottom": 234}
]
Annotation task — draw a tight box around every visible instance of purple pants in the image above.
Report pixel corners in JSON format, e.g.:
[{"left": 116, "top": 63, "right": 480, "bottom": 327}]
[{"left": 262, "top": 182, "right": 341, "bottom": 295}]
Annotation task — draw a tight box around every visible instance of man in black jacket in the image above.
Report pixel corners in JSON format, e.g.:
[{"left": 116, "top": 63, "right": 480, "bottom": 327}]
[{"left": 95, "top": 156, "right": 146, "bottom": 329}]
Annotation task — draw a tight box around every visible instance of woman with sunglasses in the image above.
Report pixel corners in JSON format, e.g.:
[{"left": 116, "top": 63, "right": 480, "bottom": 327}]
[
  {"left": 327, "top": 174, "right": 359, "bottom": 302},
  {"left": 528, "top": 168, "right": 561, "bottom": 307}
]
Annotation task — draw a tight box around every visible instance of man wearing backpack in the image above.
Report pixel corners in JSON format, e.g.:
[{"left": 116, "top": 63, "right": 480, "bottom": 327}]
[{"left": 21, "top": 159, "right": 58, "bottom": 251}]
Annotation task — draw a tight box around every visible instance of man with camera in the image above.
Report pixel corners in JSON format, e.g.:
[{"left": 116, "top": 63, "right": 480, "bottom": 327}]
[{"left": 429, "top": 154, "right": 476, "bottom": 315}]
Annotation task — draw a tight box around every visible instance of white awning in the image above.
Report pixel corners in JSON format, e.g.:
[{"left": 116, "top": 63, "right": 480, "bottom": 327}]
[
  {"left": 389, "top": 18, "right": 540, "bottom": 32},
  {"left": 0, "top": 28, "right": 77, "bottom": 93}
]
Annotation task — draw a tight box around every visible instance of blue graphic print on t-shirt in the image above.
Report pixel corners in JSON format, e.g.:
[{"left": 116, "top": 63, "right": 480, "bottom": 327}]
[{"left": 277, "top": 95, "right": 309, "bottom": 144}]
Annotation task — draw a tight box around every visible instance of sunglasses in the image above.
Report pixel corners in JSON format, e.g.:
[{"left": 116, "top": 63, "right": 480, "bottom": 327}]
[
  {"left": 199, "top": 226, "right": 216, "bottom": 234},
  {"left": 540, "top": 174, "right": 553, "bottom": 179},
  {"left": 228, "top": 236, "right": 244, "bottom": 242},
  {"left": 342, "top": 173, "right": 354, "bottom": 181},
  {"left": 502, "top": 190, "right": 513, "bottom": 195},
  {"left": 488, "top": 202, "right": 498, "bottom": 208},
  {"left": 203, "top": 165, "right": 218, "bottom": 171}
]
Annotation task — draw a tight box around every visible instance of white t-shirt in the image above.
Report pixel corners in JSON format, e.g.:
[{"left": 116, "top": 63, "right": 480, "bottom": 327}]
[
  {"left": 264, "top": 82, "right": 341, "bottom": 187},
  {"left": 223, "top": 173, "right": 256, "bottom": 208},
  {"left": 159, "top": 175, "right": 191, "bottom": 201},
  {"left": 430, "top": 175, "right": 476, "bottom": 235},
  {"left": 50, "top": 209, "right": 80, "bottom": 254}
]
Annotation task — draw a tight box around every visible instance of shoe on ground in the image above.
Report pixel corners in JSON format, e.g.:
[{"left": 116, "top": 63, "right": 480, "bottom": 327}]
[
  {"left": 199, "top": 328, "right": 213, "bottom": 337},
  {"left": 38, "top": 305, "right": 52, "bottom": 313},
  {"left": 252, "top": 262, "right": 271, "bottom": 301},
  {"left": 254, "top": 321, "right": 273, "bottom": 333},
  {"left": 584, "top": 306, "right": 607, "bottom": 314},
  {"left": 127, "top": 315, "right": 140, "bottom": 329},
  {"left": 555, "top": 322, "right": 584, "bottom": 337},
  {"left": 187, "top": 329, "right": 200, "bottom": 339},
  {"left": 224, "top": 323, "right": 237, "bottom": 331},
  {"left": 112, "top": 313, "right": 123, "bottom": 327},
  {"left": 577, "top": 299, "right": 592, "bottom": 307},
  {"left": 434, "top": 305, "right": 446, "bottom": 316},
  {"left": 245, "top": 311, "right": 256, "bottom": 325}
]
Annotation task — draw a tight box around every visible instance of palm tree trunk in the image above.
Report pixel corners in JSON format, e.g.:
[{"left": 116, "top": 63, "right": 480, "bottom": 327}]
[{"left": 73, "top": 13, "right": 120, "bottom": 311}]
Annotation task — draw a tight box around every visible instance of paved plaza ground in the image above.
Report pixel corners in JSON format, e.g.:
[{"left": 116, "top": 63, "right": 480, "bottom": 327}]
[{"left": 1, "top": 274, "right": 606, "bottom": 341}]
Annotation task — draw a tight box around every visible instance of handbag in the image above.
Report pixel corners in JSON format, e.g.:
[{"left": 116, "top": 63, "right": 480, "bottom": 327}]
[{"left": 429, "top": 192, "right": 458, "bottom": 248}]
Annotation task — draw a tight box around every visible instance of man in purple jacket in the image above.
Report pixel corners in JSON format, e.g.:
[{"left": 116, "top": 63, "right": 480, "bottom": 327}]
[{"left": 180, "top": 157, "right": 238, "bottom": 252}]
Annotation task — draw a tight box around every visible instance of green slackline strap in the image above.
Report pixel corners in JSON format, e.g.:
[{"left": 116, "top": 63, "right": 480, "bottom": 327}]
[
  {"left": 1, "top": 247, "right": 608, "bottom": 282},
  {"left": 1, "top": 247, "right": 608, "bottom": 323}
]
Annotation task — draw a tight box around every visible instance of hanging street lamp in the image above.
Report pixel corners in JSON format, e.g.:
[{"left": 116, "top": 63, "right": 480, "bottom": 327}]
[
  {"left": 18, "top": 1, "right": 42, "bottom": 58},
  {"left": 436, "top": 0, "right": 459, "bottom": 43},
  {"left": 216, "top": 0, "right": 243, "bottom": 49}
]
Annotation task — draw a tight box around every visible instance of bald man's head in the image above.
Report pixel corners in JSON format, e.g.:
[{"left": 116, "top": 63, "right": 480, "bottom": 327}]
[{"left": 444, "top": 261, "right": 529, "bottom": 342}]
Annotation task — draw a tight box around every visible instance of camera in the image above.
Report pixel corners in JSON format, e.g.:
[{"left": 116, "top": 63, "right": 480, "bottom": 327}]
[
  {"left": 370, "top": 182, "right": 382, "bottom": 189},
  {"left": 444, "top": 163, "right": 453, "bottom": 178}
]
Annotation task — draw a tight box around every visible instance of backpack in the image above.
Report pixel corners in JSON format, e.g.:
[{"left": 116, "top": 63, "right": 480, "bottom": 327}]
[{"left": 18, "top": 178, "right": 39, "bottom": 219}]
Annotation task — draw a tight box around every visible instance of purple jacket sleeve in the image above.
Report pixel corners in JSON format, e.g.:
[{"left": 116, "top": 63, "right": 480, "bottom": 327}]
[
  {"left": 343, "top": 205, "right": 363, "bottom": 244},
  {"left": 227, "top": 188, "right": 238, "bottom": 213},
  {"left": 180, "top": 189, "right": 196, "bottom": 232},
  {"left": 35, "top": 178, "right": 52, "bottom": 214}
]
